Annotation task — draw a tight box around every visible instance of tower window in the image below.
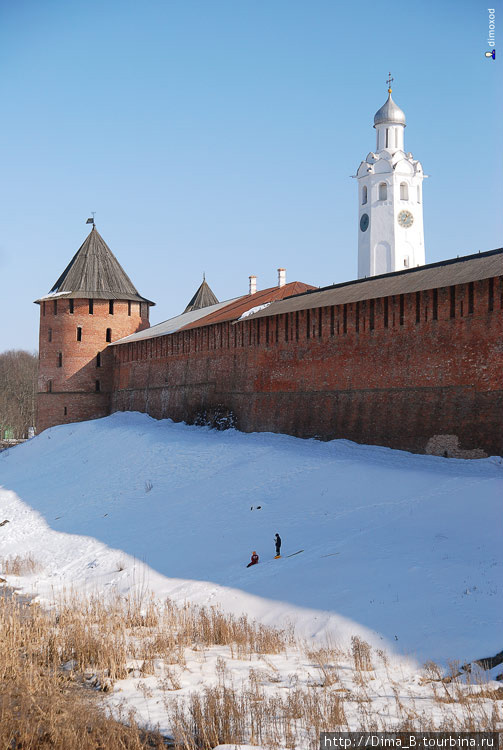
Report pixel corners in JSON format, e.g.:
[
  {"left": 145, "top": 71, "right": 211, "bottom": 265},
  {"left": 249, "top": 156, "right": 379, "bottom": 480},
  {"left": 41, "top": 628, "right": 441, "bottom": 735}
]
[
  {"left": 450, "top": 287, "right": 456, "bottom": 318},
  {"left": 106, "top": 328, "right": 112, "bottom": 343},
  {"left": 57, "top": 352, "right": 62, "bottom": 367},
  {"left": 89, "top": 299, "right": 94, "bottom": 314},
  {"left": 96, "top": 352, "right": 101, "bottom": 368},
  {"left": 48, "top": 328, "right": 52, "bottom": 342},
  {"left": 64, "top": 406, "right": 67, "bottom": 416},
  {"left": 69, "top": 299, "right": 74, "bottom": 314},
  {"left": 128, "top": 301, "right": 131, "bottom": 316},
  {"left": 47, "top": 380, "right": 52, "bottom": 393},
  {"left": 76, "top": 326, "right": 82, "bottom": 342},
  {"left": 109, "top": 300, "right": 114, "bottom": 315},
  {"left": 385, "top": 129, "right": 389, "bottom": 148},
  {"left": 404, "top": 257, "right": 409, "bottom": 268},
  {"left": 417, "top": 186, "right": 421, "bottom": 203},
  {"left": 468, "top": 282, "right": 474, "bottom": 314},
  {"left": 362, "top": 186, "right": 367, "bottom": 205},
  {"left": 378, "top": 183, "right": 387, "bottom": 201},
  {"left": 95, "top": 380, "right": 101, "bottom": 392},
  {"left": 400, "top": 182, "right": 409, "bottom": 200},
  {"left": 43, "top": 302, "right": 46, "bottom": 316},
  {"left": 53, "top": 300, "right": 58, "bottom": 315}
]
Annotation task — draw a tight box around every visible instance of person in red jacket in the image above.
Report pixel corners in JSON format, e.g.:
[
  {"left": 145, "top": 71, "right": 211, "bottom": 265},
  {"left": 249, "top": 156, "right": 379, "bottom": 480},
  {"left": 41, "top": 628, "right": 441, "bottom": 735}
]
[{"left": 247, "top": 551, "right": 259, "bottom": 568}]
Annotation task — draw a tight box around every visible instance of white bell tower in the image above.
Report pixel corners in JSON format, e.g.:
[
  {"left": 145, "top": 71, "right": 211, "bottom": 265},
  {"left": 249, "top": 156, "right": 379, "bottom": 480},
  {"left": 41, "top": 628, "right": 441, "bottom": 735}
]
[{"left": 356, "top": 75, "right": 426, "bottom": 278}]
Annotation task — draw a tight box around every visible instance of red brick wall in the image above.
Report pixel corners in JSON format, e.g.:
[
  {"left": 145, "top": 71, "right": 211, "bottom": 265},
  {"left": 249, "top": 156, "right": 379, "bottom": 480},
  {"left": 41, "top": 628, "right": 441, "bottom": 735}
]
[
  {"left": 37, "top": 297, "right": 149, "bottom": 432},
  {"left": 110, "top": 277, "right": 503, "bottom": 457}
]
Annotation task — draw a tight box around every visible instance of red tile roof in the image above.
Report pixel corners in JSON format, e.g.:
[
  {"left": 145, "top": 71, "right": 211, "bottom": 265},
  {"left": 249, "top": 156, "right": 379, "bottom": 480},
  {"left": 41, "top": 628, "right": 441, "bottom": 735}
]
[{"left": 179, "top": 281, "right": 316, "bottom": 330}]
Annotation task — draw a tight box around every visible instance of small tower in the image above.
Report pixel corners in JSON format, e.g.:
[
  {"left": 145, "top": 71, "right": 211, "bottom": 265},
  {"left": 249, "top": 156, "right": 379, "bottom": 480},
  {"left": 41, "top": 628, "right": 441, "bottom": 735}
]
[
  {"left": 356, "top": 77, "right": 426, "bottom": 278},
  {"left": 183, "top": 276, "right": 219, "bottom": 313},
  {"left": 35, "top": 225, "right": 154, "bottom": 433}
]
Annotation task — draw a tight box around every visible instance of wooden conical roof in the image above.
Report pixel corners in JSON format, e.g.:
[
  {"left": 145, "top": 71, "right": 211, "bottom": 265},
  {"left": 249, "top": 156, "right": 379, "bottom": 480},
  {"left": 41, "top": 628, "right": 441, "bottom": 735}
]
[
  {"left": 37, "top": 227, "right": 154, "bottom": 304},
  {"left": 183, "top": 278, "right": 219, "bottom": 313}
]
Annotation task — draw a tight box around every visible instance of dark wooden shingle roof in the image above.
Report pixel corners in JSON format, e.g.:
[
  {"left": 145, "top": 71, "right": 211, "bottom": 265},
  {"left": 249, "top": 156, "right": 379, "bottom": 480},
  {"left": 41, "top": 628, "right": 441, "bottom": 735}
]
[
  {"left": 183, "top": 278, "right": 219, "bottom": 313},
  {"left": 35, "top": 227, "right": 154, "bottom": 304},
  {"left": 242, "top": 248, "right": 503, "bottom": 321}
]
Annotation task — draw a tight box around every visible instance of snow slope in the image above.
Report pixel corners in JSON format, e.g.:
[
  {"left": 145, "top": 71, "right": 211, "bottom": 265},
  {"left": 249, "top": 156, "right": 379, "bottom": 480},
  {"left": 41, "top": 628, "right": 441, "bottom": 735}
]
[{"left": 0, "top": 411, "right": 502, "bottom": 665}]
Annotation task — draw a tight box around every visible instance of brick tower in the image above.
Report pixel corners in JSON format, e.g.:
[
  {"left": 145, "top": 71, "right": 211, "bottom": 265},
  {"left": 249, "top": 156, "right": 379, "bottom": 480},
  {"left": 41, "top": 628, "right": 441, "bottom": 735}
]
[{"left": 35, "top": 225, "right": 154, "bottom": 433}]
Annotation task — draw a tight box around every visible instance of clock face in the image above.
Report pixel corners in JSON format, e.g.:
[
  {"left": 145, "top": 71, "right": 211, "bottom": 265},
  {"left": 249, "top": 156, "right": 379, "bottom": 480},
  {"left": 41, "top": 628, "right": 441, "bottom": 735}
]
[
  {"left": 360, "top": 213, "right": 369, "bottom": 232},
  {"left": 397, "top": 210, "right": 414, "bottom": 228}
]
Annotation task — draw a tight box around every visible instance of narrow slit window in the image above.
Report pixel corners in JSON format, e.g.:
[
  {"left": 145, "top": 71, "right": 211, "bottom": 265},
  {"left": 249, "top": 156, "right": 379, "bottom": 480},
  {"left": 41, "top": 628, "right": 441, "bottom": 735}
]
[
  {"left": 43, "top": 302, "right": 46, "bottom": 316},
  {"left": 433, "top": 289, "right": 438, "bottom": 320},
  {"left": 416, "top": 292, "right": 421, "bottom": 323},
  {"left": 95, "top": 380, "right": 100, "bottom": 392},
  {"left": 417, "top": 186, "right": 421, "bottom": 203},
  {"left": 284, "top": 314, "right": 288, "bottom": 342},
  {"left": 53, "top": 300, "right": 58, "bottom": 315},
  {"left": 330, "top": 306, "right": 335, "bottom": 336},
  {"left": 400, "top": 182, "right": 408, "bottom": 200},
  {"left": 128, "top": 301, "right": 131, "bottom": 316},
  {"left": 362, "top": 186, "right": 367, "bottom": 205},
  {"left": 109, "top": 300, "right": 114, "bottom": 315},
  {"left": 450, "top": 287, "right": 456, "bottom": 318},
  {"left": 385, "top": 129, "right": 389, "bottom": 148},
  {"left": 69, "top": 299, "right": 74, "bottom": 313},
  {"left": 295, "top": 311, "right": 299, "bottom": 341},
  {"left": 89, "top": 299, "right": 94, "bottom": 314},
  {"left": 355, "top": 302, "right": 360, "bottom": 333},
  {"left": 379, "top": 182, "right": 387, "bottom": 201},
  {"left": 343, "top": 304, "right": 348, "bottom": 334},
  {"left": 106, "top": 328, "right": 112, "bottom": 343},
  {"left": 58, "top": 352, "right": 62, "bottom": 367},
  {"left": 369, "top": 299, "right": 375, "bottom": 330},
  {"left": 488, "top": 278, "right": 494, "bottom": 312},
  {"left": 76, "top": 326, "right": 82, "bottom": 342},
  {"left": 64, "top": 406, "right": 67, "bottom": 416},
  {"left": 96, "top": 352, "right": 101, "bottom": 367},
  {"left": 384, "top": 298, "right": 389, "bottom": 328},
  {"left": 48, "top": 328, "right": 52, "bottom": 342},
  {"left": 306, "top": 309, "right": 310, "bottom": 338},
  {"left": 47, "top": 380, "right": 52, "bottom": 393},
  {"left": 468, "top": 282, "right": 474, "bottom": 314},
  {"left": 399, "top": 295, "right": 405, "bottom": 325}
]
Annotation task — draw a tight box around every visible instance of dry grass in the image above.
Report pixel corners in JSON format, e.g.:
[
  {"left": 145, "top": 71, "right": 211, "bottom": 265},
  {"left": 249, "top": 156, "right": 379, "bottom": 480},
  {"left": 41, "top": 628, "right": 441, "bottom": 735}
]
[
  {"left": 0, "top": 587, "right": 501, "bottom": 750},
  {"left": 1, "top": 553, "right": 40, "bottom": 576},
  {"left": 0, "top": 592, "right": 166, "bottom": 749}
]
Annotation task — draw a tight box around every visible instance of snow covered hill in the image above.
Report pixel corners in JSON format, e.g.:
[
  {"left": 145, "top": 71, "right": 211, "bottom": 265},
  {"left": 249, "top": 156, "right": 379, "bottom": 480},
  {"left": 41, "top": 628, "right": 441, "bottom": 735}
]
[{"left": 0, "top": 411, "right": 501, "bottom": 665}]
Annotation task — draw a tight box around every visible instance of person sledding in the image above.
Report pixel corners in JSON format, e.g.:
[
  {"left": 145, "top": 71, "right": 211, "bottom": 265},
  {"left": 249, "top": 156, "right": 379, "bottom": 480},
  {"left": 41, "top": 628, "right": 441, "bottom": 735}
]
[
  {"left": 247, "top": 551, "right": 259, "bottom": 568},
  {"left": 274, "top": 533, "right": 281, "bottom": 558}
]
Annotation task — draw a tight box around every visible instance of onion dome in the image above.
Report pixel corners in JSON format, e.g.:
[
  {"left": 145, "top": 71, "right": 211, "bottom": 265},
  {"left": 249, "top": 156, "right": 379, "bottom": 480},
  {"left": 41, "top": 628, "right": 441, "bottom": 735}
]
[{"left": 373, "top": 90, "right": 406, "bottom": 128}]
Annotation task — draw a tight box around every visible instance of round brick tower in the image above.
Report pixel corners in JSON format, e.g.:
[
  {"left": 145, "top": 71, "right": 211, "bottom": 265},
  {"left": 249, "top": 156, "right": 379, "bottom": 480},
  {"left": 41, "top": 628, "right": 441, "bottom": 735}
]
[{"left": 35, "top": 225, "right": 154, "bottom": 433}]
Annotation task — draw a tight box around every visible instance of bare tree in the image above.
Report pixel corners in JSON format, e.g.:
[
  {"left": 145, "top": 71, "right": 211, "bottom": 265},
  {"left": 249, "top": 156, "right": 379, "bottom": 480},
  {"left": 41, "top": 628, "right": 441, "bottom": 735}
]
[{"left": 0, "top": 350, "right": 38, "bottom": 440}]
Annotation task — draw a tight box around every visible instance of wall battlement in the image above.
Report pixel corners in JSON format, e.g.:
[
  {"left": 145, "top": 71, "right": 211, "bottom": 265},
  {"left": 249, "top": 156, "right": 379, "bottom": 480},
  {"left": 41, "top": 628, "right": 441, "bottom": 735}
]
[{"left": 110, "top": 275, "right": 503, "bottom": 457}]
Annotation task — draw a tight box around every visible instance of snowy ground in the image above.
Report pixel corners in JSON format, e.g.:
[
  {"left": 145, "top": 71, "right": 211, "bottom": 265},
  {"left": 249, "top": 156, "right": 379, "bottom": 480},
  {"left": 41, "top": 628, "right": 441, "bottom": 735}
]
[{"left": 0, "top": 412, "right": 502, "bottom": 739}]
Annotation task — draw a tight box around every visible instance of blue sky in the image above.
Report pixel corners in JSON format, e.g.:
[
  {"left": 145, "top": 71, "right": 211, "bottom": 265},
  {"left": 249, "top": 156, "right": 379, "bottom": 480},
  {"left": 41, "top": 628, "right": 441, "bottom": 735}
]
[{"left": 1, "top": 0, "right": 501, "bottom": 352}]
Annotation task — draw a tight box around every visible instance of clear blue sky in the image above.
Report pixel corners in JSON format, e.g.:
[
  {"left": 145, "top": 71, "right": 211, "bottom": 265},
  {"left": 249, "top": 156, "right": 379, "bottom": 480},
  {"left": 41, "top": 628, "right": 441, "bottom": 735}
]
[{"left": 1, "top": 0, "right": 501, "bottom": 352}]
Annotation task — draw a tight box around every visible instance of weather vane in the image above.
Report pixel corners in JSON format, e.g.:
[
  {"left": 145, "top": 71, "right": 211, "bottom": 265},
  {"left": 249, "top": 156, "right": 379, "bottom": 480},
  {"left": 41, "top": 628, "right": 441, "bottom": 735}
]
[
  {"left": 86, "top": 212, "right": 96, "bottom": 226},
  {"left": 386, "top": 72, "right": 394, "bottom": 92}
]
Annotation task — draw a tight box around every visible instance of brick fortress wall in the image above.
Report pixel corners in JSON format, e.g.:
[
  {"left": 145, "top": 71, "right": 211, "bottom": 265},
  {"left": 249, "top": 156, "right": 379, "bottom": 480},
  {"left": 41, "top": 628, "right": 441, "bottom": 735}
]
[
  {"left": 110, "top": 276, "right": 503, "bottom": 457},
  {"left": 37, "top": 297, "right": 149, "bottom": 433}
]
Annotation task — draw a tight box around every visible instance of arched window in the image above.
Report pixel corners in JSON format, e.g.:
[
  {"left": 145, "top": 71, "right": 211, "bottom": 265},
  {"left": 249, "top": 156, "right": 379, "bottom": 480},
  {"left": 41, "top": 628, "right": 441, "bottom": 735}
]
[
  {"left": 379, "top": 183, "right": 387, "bottom": 201},
  {"left": 417, "top": 186, "right": 421, "bottom": 203},
  {"left": 76, "top": 326, "right": 82, "bottom": 342},
  {"left": 385, "top": 129, "right": 389, "bottom": 148},
  {"left": 400, "top": 182, "right": 409, "bottom": 200},
  {"left": 362, "top": 186, "right": 367, "bottom": 205}
]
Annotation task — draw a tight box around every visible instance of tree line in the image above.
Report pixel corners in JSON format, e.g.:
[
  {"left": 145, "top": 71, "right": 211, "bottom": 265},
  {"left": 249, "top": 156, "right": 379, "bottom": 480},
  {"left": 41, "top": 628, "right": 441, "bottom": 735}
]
[{"left": 0, "top": 350, "right": 38, "bottom": 441}]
